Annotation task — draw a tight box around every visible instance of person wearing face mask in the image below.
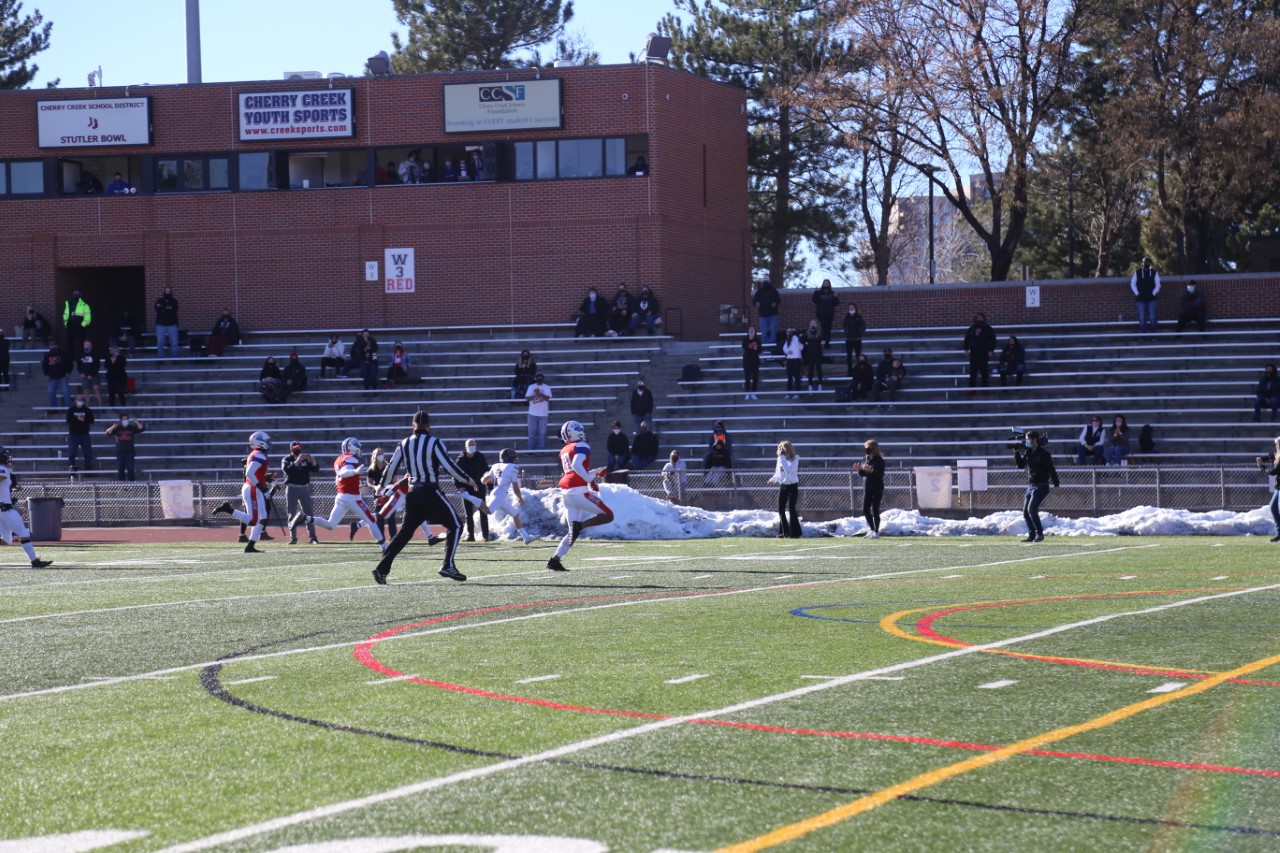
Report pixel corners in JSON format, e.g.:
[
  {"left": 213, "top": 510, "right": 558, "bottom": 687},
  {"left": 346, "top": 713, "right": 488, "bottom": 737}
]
[
  {"left": 1105, "top": 415, "right": 1130, "bottom": 466},
  {"left": 629, "top": 377, "right": 655, "bottom": 434},
  {"left": 842, "top": 303, "right": 866, "bottom": 376},
  {"left": 384, "top": 342, "right": 408, "bottom": 389},
  {"left": 259, "top": 356, "right": 285, "bottom": 404},
  {"left": 154, "top": 287, "right": 180, "bottom": 360},
  {"left": 282, "top": 351, "right": 308, "bottom": 397},
  {"left": 1175, "top": 280, "right": 1206, "bottom": 334},
  {"left": 1076, "top": 416, "right": 1105, "bottom": 465},
  {"left": 320, "top": 334, "right": 346, "bottom": 379},
  {"left": 511, "top": 349, "right": 538, "bottom": 400},
  {"left": 105, "top": 414, "right": 146, "bottom": 481},
  {"left": 455, "top": 439, "right": 490, "bottom": 542},
  {"left": 576, "top": 288, "right": 607, "bottom": 338},
  {"left": 628, "top": 286, "right": 661, "bottom": 336},
  {"left": 1013, "top": 430, "right": 1060, "bottom": 543},
  {"left": 963, "top": 312, "right": 997, "bottom": 392},
  {"left": 606, "top": 420, "right": 631, "bottom": 472},
  {"left": 1130, "top": 256, "right": 1161, "bottom": 337},
  {"left": 209, "top": 309, "right": 241, "bottom": 357},
  {"left": 65, "top": 394, "right": 96, "bottom": 473}
]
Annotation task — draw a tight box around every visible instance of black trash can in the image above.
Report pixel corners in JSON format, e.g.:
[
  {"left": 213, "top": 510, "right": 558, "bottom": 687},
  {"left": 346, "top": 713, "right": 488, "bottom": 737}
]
[
  {"left": 604, "top": 470, "right": 630, "bottom": 486},
  {"left": 27, "top": 497, "right": 64, "bottom": 541}
]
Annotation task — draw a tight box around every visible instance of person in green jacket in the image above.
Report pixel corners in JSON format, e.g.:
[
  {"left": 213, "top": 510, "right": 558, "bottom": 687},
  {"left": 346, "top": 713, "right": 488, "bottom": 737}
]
[{"left": 62, "top": 291, "right": 92, "bottom": 353}]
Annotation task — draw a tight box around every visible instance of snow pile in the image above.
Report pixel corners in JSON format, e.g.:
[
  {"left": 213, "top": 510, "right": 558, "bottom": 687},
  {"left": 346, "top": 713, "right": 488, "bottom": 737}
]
[{"left": 483, "top": 484, "right": 1278, "bottom": 540}]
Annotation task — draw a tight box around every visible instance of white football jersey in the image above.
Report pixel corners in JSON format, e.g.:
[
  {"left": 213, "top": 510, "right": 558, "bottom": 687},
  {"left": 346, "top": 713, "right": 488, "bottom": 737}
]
[
  {"left": 0, "top": 465, "right": 13, "bottom": 505},
  {"left": 487, "top": 462, "right": 519, "bottom": 501}
]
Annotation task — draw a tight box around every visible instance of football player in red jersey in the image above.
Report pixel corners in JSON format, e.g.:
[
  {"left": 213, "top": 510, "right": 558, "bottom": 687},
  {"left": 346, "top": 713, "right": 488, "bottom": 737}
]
[
  {"left": 305, "top": 437, "right": 386, "bottom": 551},
  {"left": 547, "top": 420, "right": 613, "bottom": 571},
  {"left": 213, "top": 430, "right": 274, "bottom": 553}
]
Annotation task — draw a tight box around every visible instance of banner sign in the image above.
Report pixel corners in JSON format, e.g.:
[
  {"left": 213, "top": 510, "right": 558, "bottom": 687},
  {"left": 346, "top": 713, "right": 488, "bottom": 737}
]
[
  {"left": 443, "top": 79, "right": 562, "bottom": 133},
  {"left": 385, "top": 248, "right": 415, "bottom": 294},
  {"left": 238, "top": 89, "right": 355, "bottom": 141},
  {"left": 37, "top": 98, "right": 151, "bottom": 148}
]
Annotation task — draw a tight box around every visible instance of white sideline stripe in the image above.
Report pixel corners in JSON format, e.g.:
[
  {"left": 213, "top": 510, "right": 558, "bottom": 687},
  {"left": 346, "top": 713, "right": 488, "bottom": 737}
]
[
  {"left": 863, "top": 676, "right": 905, "bottom": 681},
  {"left": 0, "top": 545, "right": 1159, "bottom": 703},
  {"left": 1120, "top": 575, "right": 1137, "bottom": 580},
  {"left": 977, "top": 679, "right": 1018, "bottom": 689},
  {"left": 515, "top": 674, "right": 561, "bottom": 684},
  {"left": 943, "top": 574, "right": 963, "bottom": 579},
  {"left": 157, "top": 579, "right": 1280, "bottom": 853},
  {"left": 367, "top": 674, "right": 419, "bottom": 686},
  {"left": 1147, "top": 681, "right": 1188, "bottom": 694},
  {"left": 0, "top": 830, "right": 152, "bottom": 852},
  {"left": 1030, "top": 575, "right": 1047, "bottom": 579},
  {"left": 775, "top": 574, "right": 795, "bottom": 580},
  {"left": 800, "top": 675, "right": 838, "bottom": 680},
  {"left": 223, "top": 676, "right": 277, "bottom": 686},
  {"left": 609, "top": 575, "right": 635, "bottom": 580},
  {"left": 692, "top": 575, "right": 713, "bottom": 579},
  {"left": 1213, "top": 575, "right": 1229, "bottom": 580},
  {"left": 665, "top": 673, "right": 710, "bottom": 685}
]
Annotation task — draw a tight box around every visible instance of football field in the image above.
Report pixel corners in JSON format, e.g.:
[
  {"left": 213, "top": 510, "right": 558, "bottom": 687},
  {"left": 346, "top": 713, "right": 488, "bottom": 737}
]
[{"left": 4, "top": 535, "right": 1280, "bottom": 852}]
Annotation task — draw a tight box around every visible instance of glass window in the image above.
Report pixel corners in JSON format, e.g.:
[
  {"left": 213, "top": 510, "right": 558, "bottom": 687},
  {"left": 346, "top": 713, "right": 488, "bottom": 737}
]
[
  {"left": 514, "top": 142, "right": 534, "bottom": 181},
  {"left": 605, "top": 138, "right": 626, "bottom": 176},
  {"left": 0, "top": 165, "right": 6, "bottom": 194},
  {"left": 209, "top": 158, "right": 229, "bottom": 190},
  {"left": 57, "top": 156, "right": 140, "bottom": 194},
  {"left": 184, "top": 160, "right": 205, "bottom": 190},
  {"left": 536, "top": 141, "right": 556, "bottom": 180},
  {"left": 558, "top": 139, "right": 604, "bottom": 179},
  {"left": 625, "top": 136, "right": 650, "bottom": 176},
  {"left": 286, "top": 149, "right": 368, "bottom": 188},
  {"left": 157, "top": 160, "right": 179, "bottom": 191},
  {"left": 239, "top": 153, "right": 274, "bottom": 190},
  {"left": 10, "top": 161, "right": 44, "bottom": 194}
]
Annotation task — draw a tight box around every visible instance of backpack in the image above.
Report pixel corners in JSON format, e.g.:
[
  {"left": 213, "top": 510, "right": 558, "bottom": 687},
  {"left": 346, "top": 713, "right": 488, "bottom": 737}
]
[
  {"left": 679, "top": 364, "right": 703, "bottom": 384},
  {"left": 1139, "top": 424, "right": 1155, "bottom": 453}
]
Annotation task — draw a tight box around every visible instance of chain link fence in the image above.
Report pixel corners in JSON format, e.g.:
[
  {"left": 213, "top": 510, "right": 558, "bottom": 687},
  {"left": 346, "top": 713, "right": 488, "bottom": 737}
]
[{"left": 11, "top": 466, "right": 1275, "bottom": 527}]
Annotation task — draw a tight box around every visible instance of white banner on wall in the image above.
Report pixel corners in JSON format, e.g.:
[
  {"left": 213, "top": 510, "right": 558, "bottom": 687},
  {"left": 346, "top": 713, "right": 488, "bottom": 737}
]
[
  {"left": 385, "top": 249, "right": 415, "bottom": 294},
  {"left": 238, "top": 89, "right": 355, "bottom": 141},
  {"left": 37, "top": 98, "right": 151, "bottom": 148},
  {"left": 443, "top": 79, "right": 562, "bottom": 133}
]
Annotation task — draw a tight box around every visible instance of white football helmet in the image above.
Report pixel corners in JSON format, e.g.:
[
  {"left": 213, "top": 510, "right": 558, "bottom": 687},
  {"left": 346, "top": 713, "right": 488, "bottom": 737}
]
[
  {"left": 248, "top": 430, "right": 272, "bottom": 451},
  {"left": 559, "top": 420, "right": 587, "bottom": 443},
  {"left": 341, "top": 437, "right": 363, "bottom": 457}
]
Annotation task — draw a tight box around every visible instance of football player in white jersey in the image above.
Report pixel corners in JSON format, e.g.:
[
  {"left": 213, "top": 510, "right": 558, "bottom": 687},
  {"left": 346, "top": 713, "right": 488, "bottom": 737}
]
[
  {"left": 0, "top": 447, "right": 53, "bottom": 568},
  {"left": 305, "top": 438, "right": 386, "bottom": 551},
  {"left": 548, "top": 420, "right": 613, "bottom": 571},
  {"left": 482, "top": 447, "right": 531, "bottom": 544},
  {"left": 213, "top": 430, "right": 274, "bottom": 553}
]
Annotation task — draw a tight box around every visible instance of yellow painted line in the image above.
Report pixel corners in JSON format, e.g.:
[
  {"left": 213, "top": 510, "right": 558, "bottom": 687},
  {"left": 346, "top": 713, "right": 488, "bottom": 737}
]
[{"left": 715, "top": 648, "right": 1280, "bottom": 853}]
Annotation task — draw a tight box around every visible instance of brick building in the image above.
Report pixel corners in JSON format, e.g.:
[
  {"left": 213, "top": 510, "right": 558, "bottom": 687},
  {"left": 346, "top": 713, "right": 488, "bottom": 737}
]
[{"left": 0, "top": 64, "right": 748, "bottom": 340}]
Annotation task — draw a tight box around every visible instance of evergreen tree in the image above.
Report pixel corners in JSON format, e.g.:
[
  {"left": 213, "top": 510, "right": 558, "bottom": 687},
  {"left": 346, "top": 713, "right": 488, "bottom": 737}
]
[
  {"left": 391, "top": 0, "right": 576, "bottom": 72},
  {"left": 0, "top": 0, "right": 51, "bottom": 90}
]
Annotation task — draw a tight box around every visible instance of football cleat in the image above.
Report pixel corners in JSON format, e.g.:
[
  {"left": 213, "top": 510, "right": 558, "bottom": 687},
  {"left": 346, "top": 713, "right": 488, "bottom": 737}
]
[
  {"left": 438, "top": 566, "right": 467, "bottom": 582},
  {"left": 427, "top": 535, "right": 442, "bottom": 546},
  {"left": 372, "top": 569, "right": 388, "bottom": 585},
  {"left": 31, "top": 558, "right": 51, "bottom": 568},
  {"left": 244, "top": 542, "right": 260, "bottom": 553},
  {"left": 547, "top": 556, "right": 568, "bottom": 572},
  {"left": 213, "top": 501, "right": 234, "bottom": 516}
]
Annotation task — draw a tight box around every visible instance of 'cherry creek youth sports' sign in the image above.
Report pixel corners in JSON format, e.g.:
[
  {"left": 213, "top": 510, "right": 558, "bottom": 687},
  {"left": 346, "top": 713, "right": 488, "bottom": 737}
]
[
  {"left": 237, "top": 89, "right": 355, "bottom": 141},
  {"left": 443, "top": 79, "right": 562, "bottom": 133},
  {"left": 37, "top": 98, "right": 152, "bottom": 148}
]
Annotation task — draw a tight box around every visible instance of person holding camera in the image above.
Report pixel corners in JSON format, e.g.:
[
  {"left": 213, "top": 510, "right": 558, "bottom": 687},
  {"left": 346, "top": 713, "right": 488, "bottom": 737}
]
[
  {"left": 282, "top": 442, "right": 320, "bottom": 544},
  {"left": 1013, "top": 430, "right": 1060, "bottom": 543},
  {"left": 854, "top": 439, "right": 886, "bottom": 539},
  {"left": 1256, "top": 437, "right": 1280, "bottom": 542}
]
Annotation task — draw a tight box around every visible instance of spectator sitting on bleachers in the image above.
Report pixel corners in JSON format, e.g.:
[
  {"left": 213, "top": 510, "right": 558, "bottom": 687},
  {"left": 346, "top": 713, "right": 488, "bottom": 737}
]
[
  {"left": 850, "top": 353, "right": 874, "bottom": 401},
  {"left": 23, "top": 306, "right": 52, "bottom": 349},
  {"left": 115, "top": 310, "right": 140, "bottom": 355},
  {"left": 709, "top": 420, "right": 733, "bottom": 459},
  {"left": 998, "top": 335, "right": 1026, "bottom": 386},
  {"left": 282, "top": 351, "right": 308, "bottom": 397},
  {"left": 606, "top": 421, "right": 631, "bottom": 471},
  {"left": 1176, "top": 282, "right": 1207, "bottom": 333},
  {"left": 352, "top": 330, "right": 379, "bottom": 390},
  {"left": 1105, "top": 415, "right": 1130, "bottom": 465},
  {"left": 877, "top": 358, "right": 906, "bottom": 405},
  {"left": 320, "top": 334, "right": 346, "bottom": 378},
  {"left": 1254, "top": 363, "right": 1280, "bottom": 423},
  {"left": 1077, "top": 416, "right": 1105, "bottom": 465},
  {"left": 608, "top": 284, "right": 632, "bottom": 336},
  {"left": 631, "top": 420, "right": 659, "bottom": 469},
  {"left": 703, "top": 439, "right": 732, "bottom": 487},
  {"left": 512, "top": 349, "right": 537, "bottom": 399},
  {"left": 259, "top": 356, "right": 282, "bottom": 389},
  {"left": 628, "top": 286, "right": 661, "bottom": 335},
  {"left": 209, "top": 310, "right": 241, "bottom": 357},
  {"left": 385, "top": 341, "right": 409, "bottom": 388},
  {"left": 575, "top": 288, "right": 607, "bottom": 338}
]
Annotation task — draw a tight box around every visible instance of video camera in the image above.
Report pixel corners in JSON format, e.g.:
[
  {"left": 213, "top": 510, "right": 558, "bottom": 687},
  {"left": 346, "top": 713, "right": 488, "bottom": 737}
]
[{"left": 1005, "top": 428, "right": 1029, "bottom": 451}]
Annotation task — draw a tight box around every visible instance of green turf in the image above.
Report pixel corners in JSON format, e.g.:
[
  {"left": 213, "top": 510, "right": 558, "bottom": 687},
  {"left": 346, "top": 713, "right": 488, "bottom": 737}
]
[{"left": 2, "top": 535, "right": 1280, "bottom": 852}]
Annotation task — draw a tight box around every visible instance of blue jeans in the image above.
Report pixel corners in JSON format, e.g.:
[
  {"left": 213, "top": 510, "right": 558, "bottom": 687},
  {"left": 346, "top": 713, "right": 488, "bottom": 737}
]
[
  {"left": 47, "top": 376, "right": 69, "bottom": 408},
  {"left": 629, "top": 313, "right": 657, "bottom": 334},
  {"left": 67, "top": 433, "right": 94, "bottom": 469},
  {"left": 1135, "top": 300, "right": 1157, "bottom": 334},
  {"left": 1105, "top": 445, "right": 1127, "bottom": 466},
  {"left": 1023, "top": 483, "right": 1050, "bottom": 537},
  {"left": 1271, "top": 490, "right": 1280, "bottom": 535},
  {"left": 1255, "top": 395, "right": 1278, "bottom": 422},
  {"left": 758, "top": 315, "right": 779, "bottom": 350},
  {"left": 527, "top": 414, "right": 548, "bottom": 450},
  {"left": 155, "top": 324, "right": 179, "bottom": 358},
  {"left": 116, "top": 450, "right": 136, "bottom": 481},
  {"left": 607, "top": 453, "right": 630, "bottom": 470}
]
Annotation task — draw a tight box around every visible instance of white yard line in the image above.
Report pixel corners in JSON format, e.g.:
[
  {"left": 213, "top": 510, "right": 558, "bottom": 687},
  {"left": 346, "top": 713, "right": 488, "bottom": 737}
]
[
  {"left": 1212, "top": 575, "right": 1228, "bottom": 580},
  {"left": 692, "top": 575, "right": 713, "bottom": 580},
  {"left": 366, "top": 674, "right": 419, "bottom": 686},
  {"left": 1147, "top": 681, "right": 1189, "bottom": 694},
  {"left": 976, "top": 679, "right": 1018, "bottom": 689},
  {"left": 223, "top": 676, "right": 277, "bottom": 686},
  {"left": 515, "top": 674, "right": 561, "bottom": 684},
  {"left": 664, "top": 674, "right": 710, "bottom": 685},
  {"left": 157, "top": 578, "right": 1280, "bottom": 853}
]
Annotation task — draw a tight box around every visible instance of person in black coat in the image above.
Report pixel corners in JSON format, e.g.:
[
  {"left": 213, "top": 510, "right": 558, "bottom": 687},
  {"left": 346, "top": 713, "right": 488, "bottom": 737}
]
[
  {"left": 608, "top": 284, "right": 632, "bottom": 336},
  {"left": 576, "top": 288, "right": 608, "bottom": 337},
  {"left": 752, "top": 280, "right": 782, "bottom": 353},
  {"left": 456, "top": 440, "right": 490, "bottom": 542},
  {"left": 512, "top": 349, "right": 538, "bottom": 400},
  {"left": 1255, "top": 364, "right": 1280, "bottom": 422},
  {"left": 629, "top": 286, "right": 661, "bottom": 335},
  {"left": 811, "top": 279, "right": 840, "bottom": 345},
  {"left": 741, "top": 326, "right": 762, "bottom": 400},
  {"left": 850, "top": 353, "right": 875, "bottom": 402},
  {"left": 629, "top": 378, "right": 655, "bottom": 433},
  {"left": 803, "top": 326, "right": 825, "bottom": 390},
  {"left": 997, "top": 335, "right": 1025, "bottom": 386},
  {"left": 631, "top": 421, "right": 659, "bottom": 469},
  {"left": 855, "top": 439, "right": 886, "bottom": 538},
  {"left": 842, "top": 303, "right": 866, "bottom": 375},
  {"left": 606, "top": 420, "right": 631, "bottom": 471},
  {"left": 282, "top": 351, "right": 308, "bottom": 397},
  {"left": 1014, "top": 430, "right": 1060, "bottom": 542},
  {"left": 1175, "top": 282, "right": 1207, "bottom": 333},
  {"left": 963, "top": 312, "right": 997, "bottom": 390},
  {"left": 105, "top": 346, "right": 129, "bottom": 407}
]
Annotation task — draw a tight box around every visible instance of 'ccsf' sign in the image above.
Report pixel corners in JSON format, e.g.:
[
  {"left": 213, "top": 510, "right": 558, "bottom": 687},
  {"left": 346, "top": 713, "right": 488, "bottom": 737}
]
[{"left": 443, "top": 79, "right": 562, "bottom": 133}]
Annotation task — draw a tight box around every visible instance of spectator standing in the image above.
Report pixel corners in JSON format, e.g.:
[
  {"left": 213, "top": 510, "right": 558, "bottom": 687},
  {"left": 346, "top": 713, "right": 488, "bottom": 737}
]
[
  {"left": 385, "top": 341, "right": 408, "bottom": 388},
  {"left": 1130, "top": 256, "right": 1161, "bottom": 337},
  {"left": 811, "top": 279, "right": 840, "bottom": 345},
  {"left": 783, "top": 328, "right": 804, "bottom": 399},
  {"left": 512, "top": 349, "right": 537, "bottom": 400},
  {"left": 62, "top": 291, "right": 92, "bottom": 354},
  {"left": 23, "top": 306, "right": 51, "bottom": 349},
  {"left": 0, "top": 326, "right": 9, "bottom": 386},
  {"left": 608, "top": 283, "right": 632, "bottom": 336},
  {"left": 606, "top": 421, "right": 631, "bottom": 471},
  {"left": 398, "top": 150, "right": 422, "bottom": 184},
  {"left": 741, "top": 326, "right": 762, "bottom": 400},
  {"left": 154, "top": 287, "right": 180, "bottom": 360},
  {"left": 282, "top": 351, "right": 308, "bottom": 397},
  {"left": 1175, "top": 281, "right": 1207, "bottom": 334},
  {"left": 104, "top": 413, "right": 145, "bottom": 481},
  {"left": 115, "top": 310, "right": 140, "bottom": 355},
  {"left": 1256, "top": 437, "right": 1280, "bottom": 542},
  {"left": 357, "top": 330, "right": 379, "bottom": 390},
  {"left": 850, "top": 353, "right": 875, "bottom": 401},
  {"left": 77, "top": 340, "right": 103, "bottom": 407},
  {"left": 576, "top": 289, "right": 608, "bottom": 338},
  {"left": 209, "top": 309, "right": 241, "bottom": 357},
  {"left": 842, "top": 303, "right": 866, "bottom": 375},
  {"left": 631, "top": 420, "right": 659, "bottom": 469},
  {"left": 752, "top": 279, "right": 781, "bottom": 352},
  {"left": 66, "top": 394, "right": 95, "bottom": 472},
  {"left": 629, "top": 286, "right": 661, "bottom": 335},
  {"left": 768, "top": 440, "right": 801, "bottom": 538},
  {"left": 348, "top": 331, "right": 366, "bottom": 375},
  {"left": 630, "top": 377, "right": 655, "bottom": 433},
  {"left": 855, "top": 439, "right": 886, "bottom": 538},
  {"left": 1076, "top": 416, "right": 1105, "bottom": 465},
  {"left": 525, "top": 372, "right": 552, "bottom": 451},
  {"left": 1254, "top": 364, "right": 1280, "bottom": 423},
  {"left": 661, "top": 450, "right": 687, "bottom": 502},
  {"left": 42, "top": 342, "right": 71, "bottom": 409},
  {"left": 281, "top": 442, "right": 320, "bottom": 544},
  {"left": 998, "top": 335, "right": 1026, "bottom": 386},
  {"left": 456, "top": 439, "right": 490, "bottom": 542},
  {"left": 1105, "top": 415, "right": 1130, "bottom": 466},
  {"left": 803, "top": 325, "right": 825, "bottom": 391},
  {"left": 963, "top": 312, "right": 997, "bottom": 392},
  {"left": 1013, "top": 430, "right": 1060, "bottom": 542},
  {"left": 320, "top": 334, "right": 346, "bottom": 378}
]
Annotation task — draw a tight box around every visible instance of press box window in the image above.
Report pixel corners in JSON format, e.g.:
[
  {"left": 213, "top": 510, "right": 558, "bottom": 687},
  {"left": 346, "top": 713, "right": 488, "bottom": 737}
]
[
  {"left": 156, "top": 156, "right": 229, "bottom": 192},
  {"left": 238, "top": 153, "right": 276, "bottom": 191},
  {"left": 58, "top": 156, "right": 143, "bottom": 195},
  {"left": 286, "top": 150, "right": 368, "bottom": 188},
  {"left": 7, "top": 161, "right": 44, "bottom": 195}
]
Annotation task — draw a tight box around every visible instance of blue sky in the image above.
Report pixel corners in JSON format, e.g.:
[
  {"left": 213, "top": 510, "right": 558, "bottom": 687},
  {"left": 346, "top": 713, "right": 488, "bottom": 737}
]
[{"left": 27, "top": 0, "right": 679, "bottom": 87}]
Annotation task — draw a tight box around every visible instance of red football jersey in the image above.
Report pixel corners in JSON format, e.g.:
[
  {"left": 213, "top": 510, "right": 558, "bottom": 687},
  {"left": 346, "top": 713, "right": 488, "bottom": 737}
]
[{"left": 558, "top": 441, "right": 591, "bottom": 489}]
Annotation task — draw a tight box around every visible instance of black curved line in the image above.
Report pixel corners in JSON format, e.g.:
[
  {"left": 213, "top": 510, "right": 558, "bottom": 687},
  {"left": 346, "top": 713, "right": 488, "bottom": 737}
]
[{"left": 200, "top": 633, "right": 1280, "bottom": 838}]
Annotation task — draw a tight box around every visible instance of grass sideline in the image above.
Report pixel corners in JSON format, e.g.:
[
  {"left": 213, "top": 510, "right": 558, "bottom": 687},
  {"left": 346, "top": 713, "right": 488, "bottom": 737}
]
[{"left": 3, "top": 535, "right": 1280, "bottom": 852}]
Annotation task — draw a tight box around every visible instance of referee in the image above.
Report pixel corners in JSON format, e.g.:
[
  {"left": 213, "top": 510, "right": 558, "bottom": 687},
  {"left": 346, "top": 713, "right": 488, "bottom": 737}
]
[{"left": 372, "top": 410, "right": 481, "bottom": 584}]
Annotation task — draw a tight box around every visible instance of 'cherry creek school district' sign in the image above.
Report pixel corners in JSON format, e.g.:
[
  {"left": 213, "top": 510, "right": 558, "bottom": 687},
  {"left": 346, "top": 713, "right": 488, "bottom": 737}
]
[
  {"left": 238, "top": 89, "right": 355, "bottom": 141},
  {"left": 37, "top": 98, "right": 152, "bottom": 148}
]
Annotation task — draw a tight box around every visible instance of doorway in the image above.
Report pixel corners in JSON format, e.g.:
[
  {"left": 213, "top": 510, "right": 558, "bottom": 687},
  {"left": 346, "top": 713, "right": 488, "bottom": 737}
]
[{"left": 55, "top": 267, "right": 147, "bottom": 350}]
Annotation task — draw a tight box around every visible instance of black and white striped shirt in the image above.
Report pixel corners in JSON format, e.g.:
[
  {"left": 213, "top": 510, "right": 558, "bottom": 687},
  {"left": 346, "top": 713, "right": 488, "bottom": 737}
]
[{"left": 383, "top": 430, "right": 469, "bottom": 489}]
